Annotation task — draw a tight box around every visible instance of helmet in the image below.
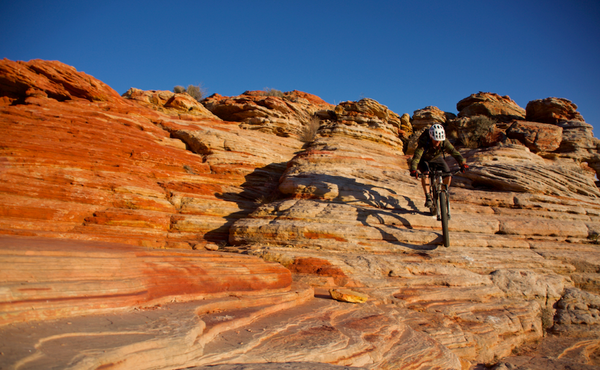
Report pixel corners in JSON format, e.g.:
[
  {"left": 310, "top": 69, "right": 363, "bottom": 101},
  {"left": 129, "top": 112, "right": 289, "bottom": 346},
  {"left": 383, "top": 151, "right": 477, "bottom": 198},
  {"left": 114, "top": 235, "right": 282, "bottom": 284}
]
[{"left": 429, "top": 124, "right": 445, "bottom": 141}]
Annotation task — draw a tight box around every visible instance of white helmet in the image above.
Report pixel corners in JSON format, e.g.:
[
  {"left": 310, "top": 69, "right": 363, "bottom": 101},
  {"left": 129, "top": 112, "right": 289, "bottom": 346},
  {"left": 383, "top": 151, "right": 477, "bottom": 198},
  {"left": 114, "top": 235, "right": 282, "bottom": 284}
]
[{"left": 429, "top": 123, "right": 445, "bottom": 141}]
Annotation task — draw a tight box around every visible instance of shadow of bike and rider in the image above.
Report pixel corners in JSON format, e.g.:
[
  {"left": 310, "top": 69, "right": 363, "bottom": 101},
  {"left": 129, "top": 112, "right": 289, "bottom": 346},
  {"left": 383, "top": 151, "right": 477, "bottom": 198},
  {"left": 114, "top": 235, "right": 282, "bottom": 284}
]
[
  {"left": 210, "top": 164, "right": 442, "bottom": 251},
  {"left": 312, "top": 174, "right": 441, "bottom": 251}
]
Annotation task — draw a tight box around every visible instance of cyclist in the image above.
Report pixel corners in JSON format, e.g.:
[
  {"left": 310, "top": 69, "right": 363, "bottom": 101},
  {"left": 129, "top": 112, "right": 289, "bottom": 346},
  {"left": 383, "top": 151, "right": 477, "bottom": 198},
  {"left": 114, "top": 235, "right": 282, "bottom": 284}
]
[{"left": 410, "top": 123, "right": 468, "bottom": 208}]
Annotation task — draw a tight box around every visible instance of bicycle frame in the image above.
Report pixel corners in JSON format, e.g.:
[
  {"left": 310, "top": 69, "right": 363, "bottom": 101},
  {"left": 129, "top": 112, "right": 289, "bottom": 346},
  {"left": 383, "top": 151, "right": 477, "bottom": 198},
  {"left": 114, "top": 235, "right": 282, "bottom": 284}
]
[
  {"left": 429, "top": 170, "right": 449, "bottom": 221},
  {"left": 419, "top": 167, "right": 460, "bottom": 247}
]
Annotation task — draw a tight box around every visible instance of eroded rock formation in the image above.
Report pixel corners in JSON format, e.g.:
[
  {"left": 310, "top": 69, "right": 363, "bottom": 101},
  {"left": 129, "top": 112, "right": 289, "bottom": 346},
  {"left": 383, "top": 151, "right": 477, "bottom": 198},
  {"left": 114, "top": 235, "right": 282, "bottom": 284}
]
[
  {"left": 457, "top": 92, "right": 526, "bottom": 122},
  {"left": 1, "top": 59, "right": 600, "bottom": 370},
  {"left": 526, "top": 97, "right": 585, "bottom": 124},
  {"left": 203, "top": 90, "right": 334, "bottom": 139}
]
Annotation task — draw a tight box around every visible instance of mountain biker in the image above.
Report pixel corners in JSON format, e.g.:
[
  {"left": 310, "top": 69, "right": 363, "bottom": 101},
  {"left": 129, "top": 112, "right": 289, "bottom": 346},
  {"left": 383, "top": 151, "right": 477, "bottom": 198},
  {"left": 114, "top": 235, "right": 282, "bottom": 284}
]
[{"left": 410, "top": 123, "right": 468, "bottom": 209}]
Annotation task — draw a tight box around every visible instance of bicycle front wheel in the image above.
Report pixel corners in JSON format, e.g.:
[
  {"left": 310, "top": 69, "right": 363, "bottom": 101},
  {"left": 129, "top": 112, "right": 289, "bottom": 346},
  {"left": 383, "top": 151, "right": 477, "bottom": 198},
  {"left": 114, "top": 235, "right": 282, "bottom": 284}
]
[{"left": 439, "top": 191, "right": 450, "bottom": 247}]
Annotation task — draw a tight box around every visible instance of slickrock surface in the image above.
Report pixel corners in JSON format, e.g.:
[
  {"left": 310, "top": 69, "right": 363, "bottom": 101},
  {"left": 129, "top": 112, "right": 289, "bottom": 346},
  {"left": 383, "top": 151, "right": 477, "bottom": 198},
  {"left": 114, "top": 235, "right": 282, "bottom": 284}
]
[
  {"left": 0, "top": 278, "right": 458, "bottom": 370},
  {"left": 229, "top": 91, "right": 600, "bottom": 366},
  {"left": 1, "top": 59, "right": 600, "bottom": 369},
  {"left": 0, "top": 235, "right": 292, "bottom": 326}
]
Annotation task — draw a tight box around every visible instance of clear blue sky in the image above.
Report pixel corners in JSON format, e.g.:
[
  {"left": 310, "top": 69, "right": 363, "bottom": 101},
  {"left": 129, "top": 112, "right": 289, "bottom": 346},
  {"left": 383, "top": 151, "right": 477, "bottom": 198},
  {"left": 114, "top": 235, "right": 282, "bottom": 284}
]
[{"left": 2, "top": 0, "right": 599, "bottom": 131}]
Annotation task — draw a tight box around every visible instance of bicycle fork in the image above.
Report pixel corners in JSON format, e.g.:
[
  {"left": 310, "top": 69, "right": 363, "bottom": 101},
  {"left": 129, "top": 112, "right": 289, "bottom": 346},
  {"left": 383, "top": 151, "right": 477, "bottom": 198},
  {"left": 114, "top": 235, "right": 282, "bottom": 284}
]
[
  {"left": 433, "top": 184, "right": 451, "bottom": 221},
  {"left": 440, "top": 185, "right": 451, "bottom": 220}
]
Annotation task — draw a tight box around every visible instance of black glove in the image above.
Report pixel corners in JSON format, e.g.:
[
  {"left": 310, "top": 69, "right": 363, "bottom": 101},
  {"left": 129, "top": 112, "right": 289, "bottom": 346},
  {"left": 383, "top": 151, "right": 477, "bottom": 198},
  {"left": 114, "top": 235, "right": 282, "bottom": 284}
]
[
  {"left": 460, "top": 163, "right": 469, "bottom": 173},
  {"left": 410, "top": 170, "right": 419, "bottom": 179}
]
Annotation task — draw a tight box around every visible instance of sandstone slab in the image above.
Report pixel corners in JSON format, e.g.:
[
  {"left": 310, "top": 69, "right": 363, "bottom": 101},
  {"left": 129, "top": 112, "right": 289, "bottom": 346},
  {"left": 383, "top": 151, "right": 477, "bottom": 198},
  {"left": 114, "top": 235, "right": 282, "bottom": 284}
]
[{"left": 0, "top": 235, "right": 292, "bottom": 326}]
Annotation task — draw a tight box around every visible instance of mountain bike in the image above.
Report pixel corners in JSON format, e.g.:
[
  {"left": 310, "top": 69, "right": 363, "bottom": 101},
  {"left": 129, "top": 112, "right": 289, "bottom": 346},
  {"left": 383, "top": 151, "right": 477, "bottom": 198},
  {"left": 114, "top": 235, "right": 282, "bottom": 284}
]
[{"left": 420, "top": 167, "right": 461, "bottom": 248}]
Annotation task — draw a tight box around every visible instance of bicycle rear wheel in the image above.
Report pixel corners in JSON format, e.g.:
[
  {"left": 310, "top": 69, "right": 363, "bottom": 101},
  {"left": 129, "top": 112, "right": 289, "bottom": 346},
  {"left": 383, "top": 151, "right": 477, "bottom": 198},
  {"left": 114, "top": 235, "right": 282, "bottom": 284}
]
[{"left": 439, "top": 191, "right": 450, "bottom": 247}]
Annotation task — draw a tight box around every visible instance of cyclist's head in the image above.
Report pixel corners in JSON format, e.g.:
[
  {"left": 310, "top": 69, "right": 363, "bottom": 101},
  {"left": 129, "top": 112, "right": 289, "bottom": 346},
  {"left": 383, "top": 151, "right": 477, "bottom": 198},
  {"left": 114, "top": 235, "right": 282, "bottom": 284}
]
[{"left": 429, "top": 123, "right": 446, "bottom": 141}]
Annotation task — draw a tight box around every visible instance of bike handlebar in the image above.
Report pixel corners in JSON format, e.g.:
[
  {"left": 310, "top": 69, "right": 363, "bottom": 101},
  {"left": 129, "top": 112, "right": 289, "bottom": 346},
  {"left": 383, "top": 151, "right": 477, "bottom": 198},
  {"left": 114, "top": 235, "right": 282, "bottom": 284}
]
[{"left": 417, "top": 169, "right": 462, "bottom": 177}]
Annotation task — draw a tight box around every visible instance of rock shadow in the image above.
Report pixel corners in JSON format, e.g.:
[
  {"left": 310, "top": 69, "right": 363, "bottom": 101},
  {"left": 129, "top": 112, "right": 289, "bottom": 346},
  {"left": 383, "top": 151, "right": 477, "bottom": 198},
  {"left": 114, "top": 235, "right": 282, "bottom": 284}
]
[{"left": 204, "top": 162, "right": 288, "bottom": 244}]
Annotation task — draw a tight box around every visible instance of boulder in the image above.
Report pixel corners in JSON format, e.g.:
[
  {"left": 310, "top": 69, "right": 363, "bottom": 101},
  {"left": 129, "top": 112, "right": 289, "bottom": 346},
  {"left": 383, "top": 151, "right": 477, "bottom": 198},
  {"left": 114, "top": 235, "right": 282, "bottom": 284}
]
[
  {"left": 543, "top": 120, "right": 600, "bottom": 179},
  {"left": 411, "top": 106, "right": 455, "bottom": 131},
  {"left": 526, "top": 97, "right": 585, "bottom": 124},
  {"left": 400, "top": 112, "right": 413, "bottom": 137},
  {"left": 505, "top": 120, "right": 563, "bottom": 152},
  {"left": 553, "top": 287, "right": 600, "bottom": 332},
  {"left": 457, "top": 92, "right": 525, "bottom": 122}
]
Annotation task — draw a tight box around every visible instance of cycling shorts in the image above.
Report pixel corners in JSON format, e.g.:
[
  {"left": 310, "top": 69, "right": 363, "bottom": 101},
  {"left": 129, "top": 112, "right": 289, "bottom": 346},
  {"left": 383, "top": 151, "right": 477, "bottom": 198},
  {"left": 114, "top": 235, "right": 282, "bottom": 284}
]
[{"left": 418, "top": 157, "right": 450, "bottom": 177}]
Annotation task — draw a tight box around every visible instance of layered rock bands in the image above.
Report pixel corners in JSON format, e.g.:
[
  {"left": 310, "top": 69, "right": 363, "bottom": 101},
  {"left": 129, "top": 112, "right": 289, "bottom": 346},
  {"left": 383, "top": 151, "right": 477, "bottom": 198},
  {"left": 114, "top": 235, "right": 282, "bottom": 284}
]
[{"left": 1, "top": 59, "right": 600, "bottom": 370}]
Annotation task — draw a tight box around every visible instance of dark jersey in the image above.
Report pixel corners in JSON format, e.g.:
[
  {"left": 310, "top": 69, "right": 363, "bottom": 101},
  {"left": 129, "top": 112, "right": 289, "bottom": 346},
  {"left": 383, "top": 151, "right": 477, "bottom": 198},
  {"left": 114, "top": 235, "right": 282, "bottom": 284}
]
[{"left": 410, "top": 131, "right": 465, "bottom": 171}]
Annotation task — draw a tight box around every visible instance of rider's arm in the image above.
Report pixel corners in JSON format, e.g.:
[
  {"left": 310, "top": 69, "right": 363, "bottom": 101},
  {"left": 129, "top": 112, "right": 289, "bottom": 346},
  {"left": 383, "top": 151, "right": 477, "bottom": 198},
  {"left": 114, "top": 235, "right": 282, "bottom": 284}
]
[
  {"left": 443, "top": 140, "right": 466, "bottom": 165},
  {"left": 410, "top": 147, "right": 424, "bottom": 171}
]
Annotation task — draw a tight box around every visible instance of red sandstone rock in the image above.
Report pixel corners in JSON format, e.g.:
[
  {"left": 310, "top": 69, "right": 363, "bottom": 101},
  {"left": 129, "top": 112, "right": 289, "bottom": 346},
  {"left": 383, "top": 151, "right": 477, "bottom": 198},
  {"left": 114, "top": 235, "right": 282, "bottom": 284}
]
[
  {"left": 506, "top": 120, "right": 563, "bottom": 152},
  {"left": 2, "top": 59, "right": 600, "bottom": 369},
  {"left": 457, "top": 92, "right": 525, "bottom": 122},
  {"left": 0, "top": 59, "right": 304, "bottom": 248},
  {"left": 411, "top": 106, "right": 456, "bottom": 131},
  {"left": 122, "top": 87, "right": 219, "bottom": 118},
  {"left": 526, "top": 97, "right": 585, "bottom": 124},
  {"left": 203, "top": 90, "right": 334, "bottom": 138},
  {"left": 0, "top": 235, "right": 292, "bottom": 326},
  {"left": 0, "top": 58, "right": 123, "bottom": 104}
]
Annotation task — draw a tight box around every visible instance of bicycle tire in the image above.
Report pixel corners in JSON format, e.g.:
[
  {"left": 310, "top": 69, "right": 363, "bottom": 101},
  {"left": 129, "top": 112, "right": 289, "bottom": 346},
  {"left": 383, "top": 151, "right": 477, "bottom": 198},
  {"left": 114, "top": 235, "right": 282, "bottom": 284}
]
[{"left": 439, "top": 191, "right": 450, "bottom": 247}]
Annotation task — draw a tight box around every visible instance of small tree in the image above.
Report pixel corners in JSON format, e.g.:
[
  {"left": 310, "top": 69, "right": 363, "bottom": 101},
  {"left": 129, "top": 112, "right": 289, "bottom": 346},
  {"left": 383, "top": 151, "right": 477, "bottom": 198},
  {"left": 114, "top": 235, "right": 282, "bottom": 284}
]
[{"left": 173, "top": 85, "right": 185, "bottom": 93}]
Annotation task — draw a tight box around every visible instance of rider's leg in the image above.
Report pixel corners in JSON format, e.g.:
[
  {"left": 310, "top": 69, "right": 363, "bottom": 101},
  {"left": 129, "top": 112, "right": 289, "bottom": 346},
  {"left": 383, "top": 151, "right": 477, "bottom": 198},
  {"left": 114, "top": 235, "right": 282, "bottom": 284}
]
[
  {"left": 418, "top": 161, "right": 433, "bottom": 208},
  {"left": 443, "top": 176, "right": 452, "bottom": 187},
  {"left": 421, "top": 175, "right": 430, "bottom": 197},
  {"left": 421, "top": 174, "right": 433, "bottom": 208}
]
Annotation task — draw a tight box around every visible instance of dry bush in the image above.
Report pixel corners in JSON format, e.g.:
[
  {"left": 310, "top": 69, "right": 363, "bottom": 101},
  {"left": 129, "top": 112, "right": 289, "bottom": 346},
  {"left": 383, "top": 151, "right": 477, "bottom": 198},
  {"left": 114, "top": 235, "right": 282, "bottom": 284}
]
[
  {"left": 263, "top": 88, "right": 284, "bottom": 97},
  {"left": 300, "top": 116, "right": 321, "bottom": 143},
  {"left": 186, "top": 84, "right": 207, "bottom": 102},
  {"left": 405, "top": 129, "right": 426, "bottom": 155},
  {"left": 173, "top": 84, "right": 207, "bottom": 102},
  {"left": 458, "top": 115, "right": 496, "bottom": 149}
]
